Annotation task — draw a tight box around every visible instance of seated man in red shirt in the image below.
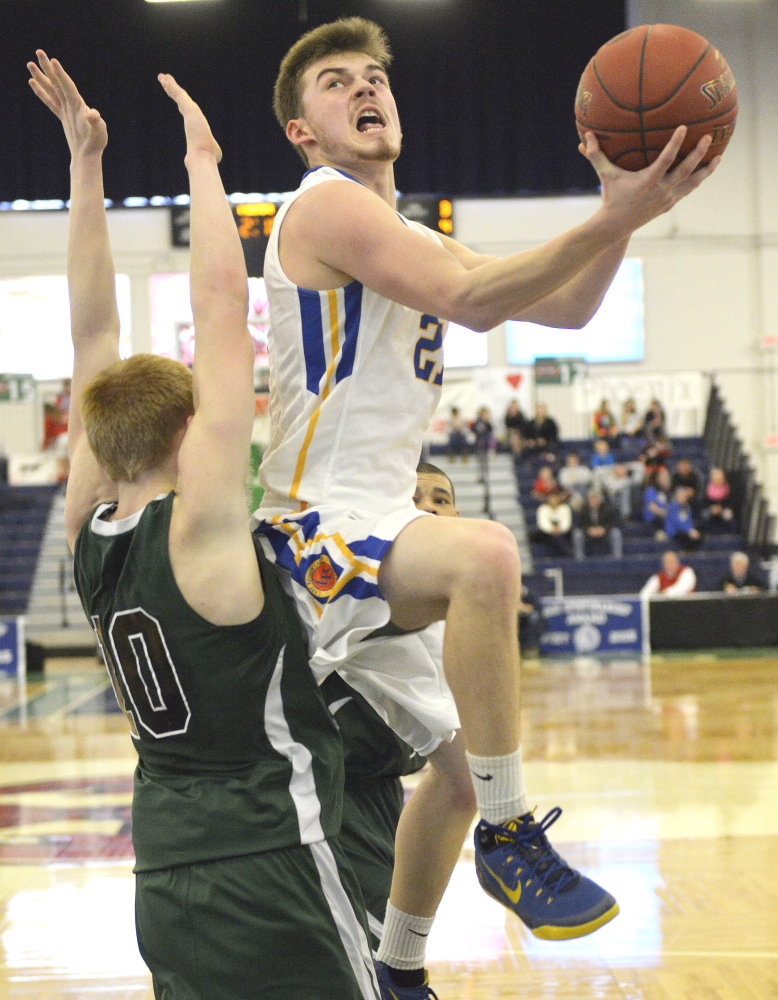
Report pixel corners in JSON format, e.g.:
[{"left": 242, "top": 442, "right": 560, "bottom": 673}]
[{"left": 639, "top": 550, "right": 697, "bottom": 597}]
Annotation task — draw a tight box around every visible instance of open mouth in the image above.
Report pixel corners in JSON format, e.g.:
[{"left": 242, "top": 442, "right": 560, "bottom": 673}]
[{"left": 356, "top": 109, "right": 386, "bottom": 133}]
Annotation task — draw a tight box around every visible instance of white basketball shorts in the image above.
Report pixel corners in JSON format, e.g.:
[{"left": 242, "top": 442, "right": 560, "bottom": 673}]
[{"left": 252, "top": 502, "right": 459, "bottom": 756}]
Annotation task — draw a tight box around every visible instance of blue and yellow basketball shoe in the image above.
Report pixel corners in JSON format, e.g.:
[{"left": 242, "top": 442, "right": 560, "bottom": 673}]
[
  {"left": 474, "top": 807, "right": 619, "bottom": 940},
  {"left": 375, "top": 962, "right": 439, "bottom": 1000}
]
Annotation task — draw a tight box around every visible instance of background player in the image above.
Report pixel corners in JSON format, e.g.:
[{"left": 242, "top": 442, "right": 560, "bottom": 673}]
[
  {"left": 257, "top": 16, "right": 718, "bottom": 998},
  {"left": 28, "top": 51, "right": 379, "bottom": 1000}
]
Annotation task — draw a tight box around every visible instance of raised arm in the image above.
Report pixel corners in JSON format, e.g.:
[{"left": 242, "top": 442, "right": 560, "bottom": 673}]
[
  {"left": 157, "top": 75, "right": 254, "bottom": 542},
  {"left": 28, "top": 52, "right": 120, "bottom": 547},
  {"left": 284, "top": 127, "right": 718, "bottom": 332}
]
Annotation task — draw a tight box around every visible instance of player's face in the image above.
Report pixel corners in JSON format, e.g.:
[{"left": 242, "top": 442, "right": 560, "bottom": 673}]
[
  {"left": 292, "top": 52, "right": 402, "bottom": 167},
  {"left": 413, "top": 473, "right": 459, "bottom": 517}
]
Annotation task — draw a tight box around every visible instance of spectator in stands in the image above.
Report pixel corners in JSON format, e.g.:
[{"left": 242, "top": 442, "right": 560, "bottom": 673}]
[
  {"left": 531, "top": 490, "right": 573, "bottom": 557},
  {"left": 643, "top": 467, "right": 672, "bottom": 538},
  {"left": 703, "top": 467, "right": 735, "bottom": 531},
  {"left": 640, "top": 550, "right": 697, "bottom": 597},
  {"left": 671, "top": 457, "right": 703, "bottom": 511},
  {"left": 640, "top": 435, "right": 672, "bottom": 481},
  {"left": 557, "top": 451, "right": 593, "bottom": 512},
  {"left": 718, "top": 552, "right": 767, "bottom": 593},
  {"left": 665, "top": 486, "right": 703, "bottom": 552},
  {"left": 618, "top": 397, "right": 642, "bottom": 440},
  {"left": 590, "top": 439, "right": 615, "bottom": 485},
  {"left": 518, "top": 581, "right": 542, "bottom": 655},
  {"left": 592, "top": 399, "right": 619, "bottom": 440},
  {"left": 523, "top": 402, "right": 559, "bottom": 462},
  {"left": 447, "top": 406, "right": 470, "bottom": 462},
  {"left": 531, "top": 465, "right": 559, "bottom": 501},
  {"left": 642, "top": 398, "right": 667, "bottom": 443},
  {"left": 572, "top": 490, "right": 623, "bottom": 561},
  {"left": 503, "top": 399, "right": 527, "bottom": 456},
  {"left": 471, "top": 406, "right": 496, "bottom": 456},
  {"left": 598, "top": 462, "right": 638, "bottom": 521}
]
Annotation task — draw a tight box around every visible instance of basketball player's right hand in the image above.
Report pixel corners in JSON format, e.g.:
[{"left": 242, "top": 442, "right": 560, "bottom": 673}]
[
  {"left": 158, "top": 74, "right": 222, "bottom": 164},
  {"left": 581, "top": 126, "right": 721, "bottom": 233},
  {"left": 27, "top": 51, "right": 107, "bottom": 159}
]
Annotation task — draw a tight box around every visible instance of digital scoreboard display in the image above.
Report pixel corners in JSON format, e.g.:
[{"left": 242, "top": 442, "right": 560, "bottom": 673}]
[{"left": 171, "top": 195, "right": 452, "bottom": 278}]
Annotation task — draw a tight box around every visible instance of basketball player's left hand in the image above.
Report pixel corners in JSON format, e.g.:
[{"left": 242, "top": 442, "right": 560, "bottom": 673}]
[
  {"left": 27, "top": 51, "right": 108, "bottom": 159},
  {"left": 580, "top": 126, "right": 721, "bottom": 230},
  {"left": 158, "top": 74, "right": 222, "bottom": 163}
]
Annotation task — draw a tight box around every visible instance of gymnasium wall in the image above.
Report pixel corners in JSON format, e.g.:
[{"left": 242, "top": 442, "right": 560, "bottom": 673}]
[{"left": 0, "top": 0, "right": 774, "bottom": 518}]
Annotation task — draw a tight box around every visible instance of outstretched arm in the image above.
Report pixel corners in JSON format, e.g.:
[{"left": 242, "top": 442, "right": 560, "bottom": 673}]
[
  {"left": 157, "top": 76, "right": 255, "bottom": 558},
  {"left": 285, "top": 126, "right": 718, "bottom": 332},
  {"left": 28, "top": 51, "right": 120, "bottom": 549}
]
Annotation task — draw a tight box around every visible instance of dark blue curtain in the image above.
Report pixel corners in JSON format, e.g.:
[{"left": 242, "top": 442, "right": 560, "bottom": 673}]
[{"left": 0, "top": 0, "right": 624, "bottom": 202}]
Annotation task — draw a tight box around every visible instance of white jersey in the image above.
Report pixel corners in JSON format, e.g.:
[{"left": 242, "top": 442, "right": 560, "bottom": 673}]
[{"left": 260, "top": 166, "right": 446, "bottom": 516}]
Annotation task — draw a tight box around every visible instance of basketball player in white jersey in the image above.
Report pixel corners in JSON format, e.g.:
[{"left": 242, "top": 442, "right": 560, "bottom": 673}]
[{"left": 254, "top": 18, "right": 719, "bottom": 998}]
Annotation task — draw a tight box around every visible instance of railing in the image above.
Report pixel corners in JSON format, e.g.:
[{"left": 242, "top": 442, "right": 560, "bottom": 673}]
[{"left": 704, "top": 381, "right": 776, "bottom": 550}]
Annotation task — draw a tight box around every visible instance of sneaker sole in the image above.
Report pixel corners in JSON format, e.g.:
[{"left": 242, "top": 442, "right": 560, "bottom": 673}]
[{"left": 530, "top": 901, "right": 620, "bottom": 940}]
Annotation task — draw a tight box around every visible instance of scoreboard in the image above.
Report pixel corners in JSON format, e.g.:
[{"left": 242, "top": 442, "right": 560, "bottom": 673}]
[{"left": 171, "top": 195, "right": 453, "bottom": 279}]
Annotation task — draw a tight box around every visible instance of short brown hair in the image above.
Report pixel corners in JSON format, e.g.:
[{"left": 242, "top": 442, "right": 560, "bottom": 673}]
[
  {"left": 80, "top": 354, "right": 194, "bottom": 483},
  {"left": 274, "top": 17, "right": 392, "bottom": 160}
]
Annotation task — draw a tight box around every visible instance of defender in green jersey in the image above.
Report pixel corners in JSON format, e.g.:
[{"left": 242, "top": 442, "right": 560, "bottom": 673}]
[
  {"left": 323, "top": 464, "right": 473, "bottom": 967},
  {"left": 28, "top": 52, "right": 378, "bottom": 1000}
]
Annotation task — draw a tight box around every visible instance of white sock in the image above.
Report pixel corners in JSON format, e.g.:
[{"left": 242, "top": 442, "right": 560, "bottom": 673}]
[
  {"left": 376, "top": 901, "right": 434, "bottom": 970},
  {"left": 466, "top": 748, "right": 530, "bottom": 824}
]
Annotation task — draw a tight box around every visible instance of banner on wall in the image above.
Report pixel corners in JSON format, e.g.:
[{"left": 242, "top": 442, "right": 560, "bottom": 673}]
[
  {"left": 424, "top": 366, "right": 533, "bottom": 445},
  {"left": 539, "top": 595, "right": 648, "bottom": 656},
  {"left": 573, "top": 371, "right": 707, "bottom": 436},
  {"left": 0, "top": 618, "right": 25, "bottom": 678}
]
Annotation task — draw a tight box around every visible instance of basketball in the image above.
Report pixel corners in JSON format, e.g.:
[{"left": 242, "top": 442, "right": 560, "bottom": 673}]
[{"left": 575, "top": 24, "right": 738, "bottom": 171}]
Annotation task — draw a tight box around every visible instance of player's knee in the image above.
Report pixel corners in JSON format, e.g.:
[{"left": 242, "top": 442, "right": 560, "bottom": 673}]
[{"left": 456, "top": 520, "right": 520, "bottom": 598}]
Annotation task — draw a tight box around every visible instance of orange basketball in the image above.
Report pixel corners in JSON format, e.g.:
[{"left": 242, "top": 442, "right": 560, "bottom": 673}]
[{"left": 575, "top": 24, "right": 738, "bottom": 171}]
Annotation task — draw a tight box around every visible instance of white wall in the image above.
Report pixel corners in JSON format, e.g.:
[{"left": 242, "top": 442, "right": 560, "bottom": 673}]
[{"left": 0, "top": 0, "right": 775, "bottom": 518}]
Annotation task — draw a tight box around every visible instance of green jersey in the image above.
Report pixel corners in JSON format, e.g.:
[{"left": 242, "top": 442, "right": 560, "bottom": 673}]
[{"left": 74, "top": 492, "right": 343, "bottom": 873}]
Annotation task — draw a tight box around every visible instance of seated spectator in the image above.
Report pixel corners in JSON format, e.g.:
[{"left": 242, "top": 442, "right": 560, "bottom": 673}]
[
  {"left": 590, "top": 439, "right": 615, "bottom": 484},
  {"left": 572, "top": 490, "right": 623, "bottom": 561},
  {"left": 532, "top": 465, "right": 559, "bottom": 501},
  {"left": 592, "top": 398, "right": 619, "bottom": 440},
  {"left": 531, "top": 490, "right": 573, "bottom": 557},
  {"left": 718, "top": 552, "right": 767, "bottom": 593},
  {"left": 557, "top": 451, "right": 593, "bottom": 511},
  {"left": 518, "top": 580, "right": 542, "bottom": 654},
  {"left": 703, "top": 467, "right": 735, "bottom": 531},
  {"left": 643, "top": 467, "right": 672, "bottom": 537},
  {"left": 503, "top": 399, "right": 527, "bottom": 455},
  {"left": 665, "top": 486, "right": 703, "bottom": 552},
  {"left": 471, "top": 406, "right": 496, "bottom": 456},
  {"left": 598, "top": 462, "right": 639, "bottom": 521},
  {"left": 642, "top": 398, "right": 667, "bottom": 443},
  {"left": 523, "top": 402, "right": 559, "bottom": 462},
  {"left": 640, "top": 435, "right": 673, "bottom": 480},
  {"left": 640, "top": 550, "right": 697, "bottom": 597},
  {"left": 619, "top": 397, "right": 642, "bottom": 440},
  {"left": 671, "top": 457, "right": 703, "bottom": 511},
  {"left": 447, "top": 406, "right": 470, "bottom": 462}
]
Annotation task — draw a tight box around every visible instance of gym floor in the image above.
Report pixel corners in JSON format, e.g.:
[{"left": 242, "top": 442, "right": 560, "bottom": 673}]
[{"left": 0, "top": 649, "right": 776, "bottom": 999}]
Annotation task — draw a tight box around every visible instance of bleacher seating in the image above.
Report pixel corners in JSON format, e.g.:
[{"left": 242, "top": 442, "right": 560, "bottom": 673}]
[
  {"left": 0, "top": 485, "right": 59, "bottom": 614},
  {"left": 517, "top": 436, "right": 746, "bottom": 597}
]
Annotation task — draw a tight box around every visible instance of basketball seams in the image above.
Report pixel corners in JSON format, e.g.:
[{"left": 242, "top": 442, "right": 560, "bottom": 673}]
[
  {"left": 575, "top": 105, "right": 737, "bottom": 136},
  {"left": 638, "top": 26, "right": 650, "bottom": 168}
]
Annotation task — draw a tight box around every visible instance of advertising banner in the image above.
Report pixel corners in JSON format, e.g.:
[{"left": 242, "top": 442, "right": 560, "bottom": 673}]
[
  {"left": 0, "top": 618, "right": 25, "bottom": 678},
  {"left": 540, "top": 595, "right": 647, "bottom": 656}
]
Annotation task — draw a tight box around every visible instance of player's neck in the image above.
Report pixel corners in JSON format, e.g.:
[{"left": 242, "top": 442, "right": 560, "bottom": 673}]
[
  {"left": 310, "top": 154, "right": 397, "bottom": 208},
  {"left": 112, "top": 468, "right": 177, "bottom": 521}
]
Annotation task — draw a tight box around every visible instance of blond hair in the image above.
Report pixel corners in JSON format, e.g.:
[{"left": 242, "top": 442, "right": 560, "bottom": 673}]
[
  {"left": 80, "top": 354, "right": 194, "bottom": 483},
  {"left": 274, "top": 17, "right": 392, "bottom": 162}
]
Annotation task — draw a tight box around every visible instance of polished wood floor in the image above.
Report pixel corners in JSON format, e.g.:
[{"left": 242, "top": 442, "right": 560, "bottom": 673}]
[{"left": 1, "top": 650, "right": 776, "bottom": 999}]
